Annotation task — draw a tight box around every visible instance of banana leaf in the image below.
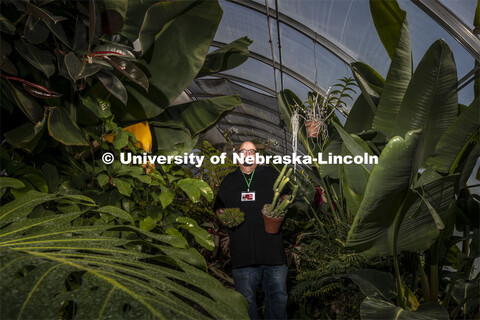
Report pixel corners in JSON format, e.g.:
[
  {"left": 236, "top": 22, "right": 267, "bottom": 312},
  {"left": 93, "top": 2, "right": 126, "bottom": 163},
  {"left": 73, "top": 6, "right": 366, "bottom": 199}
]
[
  {"left": 360, "top": 297, "right": 448, "bottom": 320},
  {"left": 371, "top": 11, "right": 412, "bottom": 138},
  {"left": 426, "top": 96, "right": 480, "bottom": 173},
  {"left": 392, "top": 40, "right": 458, "bottom": 163}
]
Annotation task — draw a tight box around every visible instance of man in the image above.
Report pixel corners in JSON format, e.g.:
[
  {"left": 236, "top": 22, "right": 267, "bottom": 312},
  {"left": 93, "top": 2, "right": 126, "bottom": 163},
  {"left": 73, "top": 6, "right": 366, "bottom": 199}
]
[{"left": 213, "top": 141, "right": 289, "bottom": 320}]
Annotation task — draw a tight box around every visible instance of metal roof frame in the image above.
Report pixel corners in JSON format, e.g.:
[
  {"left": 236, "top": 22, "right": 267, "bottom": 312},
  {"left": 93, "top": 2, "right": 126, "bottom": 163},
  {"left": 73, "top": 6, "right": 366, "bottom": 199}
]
[
  {"left": 217, "top": 121, "right": 286, "bottom": 141},
  {"left": 207, "top": 74, "right": 277, "bottom": 96},
  {"left": 412, "top": 0, "right": 480, "bottom": 62},
  {"left": 212, "top": 41, "right": 326, "bottom": 95},
  {"left": 188, "top": 92, "right": 281, "bottom": 117},
  {"left": 226, "top": 0, "right": 356, "bottom": 65}
]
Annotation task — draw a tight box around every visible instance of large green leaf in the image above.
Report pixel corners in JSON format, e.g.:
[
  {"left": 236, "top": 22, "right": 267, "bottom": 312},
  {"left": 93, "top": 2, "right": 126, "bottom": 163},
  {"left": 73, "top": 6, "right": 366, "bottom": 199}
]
[
  {"left": 150, "top": 125, "right": 191, "bottom": 150},
  {"left": 118, "top": 0, "right": 223, "bottom": 121},
  {"left": 348, "top": 158, "right": 456, "bottom": 256},
  {"left": 15, "top": 39, "right": 55, "bottom": 78},
  {"left": 95, "top": 71, "right": 127, "bottom": 105},
  {"left": 177, "top": 178, "right": 214, "bottom": 203},
  {"left": 4, "top": 117, "right": 46, "bottom": 152},
  {"left": 346, "top": 130, "right": 421, "bottom": 255},
  {"left": 151, "top": 95, "right": 242, "bottom": 138},
  {"left": 360, "top": 297, "right": 448, "bottom": 320},
  {"left": 121, "top": 0, "right": 159, "bottom": 42},
  {"left": 333, "top": 121, "right": 375, "bottom": 172},
  {"left": 138, "top": 0, "right": 195, "bottom": 55},
  {"left": 451, "top": 279, "right": 480, "bottom": 313},
  {"left": 197, "top": 36, "right": 253, "bottom": 78},
  {"left": 346, "top": 269, "right": 396, "bottom": 300},
  {"left": 344, "top": 94, "right": 375, "bottom": 134},
  {"left": 176, "top": 217, "right": 215, "bottom": 251},
  {"left": 426, "top": 97, "right": 480, "bottom": 173},
  {"left": 2, "top": 79, "right": 44, "bottom": 123},
  {"left": 24, "top": 16, "right": 49, "bottom": 45},
  {"left": 370, "top": 0, "right": 407, "bottom": 60},
  {"left": 393, "top": 40, "right": 458, "bottom": 162},
  {"left": 64, "top": 52, "right": 101, "bottom": 82},
  {"left": 0, "top": 192, "right": 249, "bottom": 319},
  {"left": 47, "top": 107, "right": 89, "bottom": 146},
  {"left": 372, "top": 13, "right": 412, "bottom": 138},
  {"left": 350, "top": 62, "right": 385, "bottom": 114}
]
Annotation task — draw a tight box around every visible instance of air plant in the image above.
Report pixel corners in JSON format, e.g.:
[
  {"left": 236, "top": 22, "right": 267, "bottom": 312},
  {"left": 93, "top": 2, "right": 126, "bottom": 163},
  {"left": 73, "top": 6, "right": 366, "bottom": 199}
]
[{"left": 262, "top": 165, "right": 299, "bottom": 218}]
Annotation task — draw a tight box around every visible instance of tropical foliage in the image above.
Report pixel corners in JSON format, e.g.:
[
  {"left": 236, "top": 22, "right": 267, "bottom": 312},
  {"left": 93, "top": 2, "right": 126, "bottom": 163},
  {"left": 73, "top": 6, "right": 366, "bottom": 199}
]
[
  {"left": 0, "top": 0, "right": 252, "bottom": 318},
  {"left": 278, "top": 0, "right": 479, "bottom": 318}
]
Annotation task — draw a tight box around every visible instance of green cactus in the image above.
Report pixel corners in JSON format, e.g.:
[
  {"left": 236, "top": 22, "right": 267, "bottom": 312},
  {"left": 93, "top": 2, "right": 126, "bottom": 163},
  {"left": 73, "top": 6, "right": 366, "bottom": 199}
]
[
  {"left": 219, "top": 208, "right": 245, "bottom": 228},
  {"left": 262, "top": 165, "right": 299, "bottom": 218}
]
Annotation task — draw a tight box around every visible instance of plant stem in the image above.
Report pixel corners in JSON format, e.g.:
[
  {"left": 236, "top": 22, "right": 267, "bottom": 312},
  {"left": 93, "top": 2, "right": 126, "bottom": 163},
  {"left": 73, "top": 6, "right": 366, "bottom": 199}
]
[
  {"left": 429, "top": 243, "right": 439, "bottom": 303},
  {"left": 14, "top": 12, "right": 28, "bottom": 26},
  {"left": 392, "top": 194, "right": 410, "bottom": 309},
  {"left": 417, "top": 254, "right": 432, "bottom": 302}
]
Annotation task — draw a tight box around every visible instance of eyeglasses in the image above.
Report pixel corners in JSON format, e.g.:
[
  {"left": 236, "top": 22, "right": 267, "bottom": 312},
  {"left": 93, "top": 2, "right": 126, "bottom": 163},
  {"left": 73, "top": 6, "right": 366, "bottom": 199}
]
[{"left": 238, "top": 149, "right": 257, "bottom": 155}]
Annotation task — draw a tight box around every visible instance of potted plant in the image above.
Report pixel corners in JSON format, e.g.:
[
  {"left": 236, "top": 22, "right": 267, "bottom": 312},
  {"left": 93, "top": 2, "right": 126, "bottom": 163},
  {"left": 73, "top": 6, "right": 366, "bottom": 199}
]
[
  {"left": 218, "top": 208, "right": 245, "bottom": 228},
  {"left": 261, "top": 165, "right": 299, "bottom": 234}
]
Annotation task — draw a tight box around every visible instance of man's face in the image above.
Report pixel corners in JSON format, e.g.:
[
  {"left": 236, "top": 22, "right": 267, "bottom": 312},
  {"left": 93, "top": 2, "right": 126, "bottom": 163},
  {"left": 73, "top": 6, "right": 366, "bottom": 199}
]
[{"left": 238, "top": 143, "right": 257, "bottom": 167}]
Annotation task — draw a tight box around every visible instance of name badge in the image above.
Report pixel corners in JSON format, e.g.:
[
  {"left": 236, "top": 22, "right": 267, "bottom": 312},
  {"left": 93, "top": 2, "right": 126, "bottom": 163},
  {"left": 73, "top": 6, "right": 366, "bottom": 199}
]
[{"left": 241, "top": 191, "right": 255, "bottom": 201}]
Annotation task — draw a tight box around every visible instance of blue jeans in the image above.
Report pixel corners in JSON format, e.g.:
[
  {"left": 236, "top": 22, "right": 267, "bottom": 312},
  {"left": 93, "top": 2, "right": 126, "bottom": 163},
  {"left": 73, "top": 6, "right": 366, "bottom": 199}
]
[{"left": 232, "top": 264, "right": 288, "bottom": 320}]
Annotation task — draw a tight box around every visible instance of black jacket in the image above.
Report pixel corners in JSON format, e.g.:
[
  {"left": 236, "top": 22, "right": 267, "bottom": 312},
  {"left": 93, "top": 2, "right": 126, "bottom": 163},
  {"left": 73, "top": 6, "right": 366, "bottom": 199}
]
[{"left": 213, "top": 165, "right": 287, "bottom": 269}]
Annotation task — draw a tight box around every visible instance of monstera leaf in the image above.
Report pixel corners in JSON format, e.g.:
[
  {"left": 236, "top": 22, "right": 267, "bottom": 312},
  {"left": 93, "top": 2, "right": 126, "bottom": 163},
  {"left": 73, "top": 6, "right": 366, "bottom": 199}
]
[{"left": 0, "top": 191, "right": 248, "bottom": 319}]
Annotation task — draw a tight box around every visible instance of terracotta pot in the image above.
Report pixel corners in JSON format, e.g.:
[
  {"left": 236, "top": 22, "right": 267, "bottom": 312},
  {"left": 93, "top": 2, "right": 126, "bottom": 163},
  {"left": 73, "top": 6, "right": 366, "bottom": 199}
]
[
  {"left": 262, "top": 214, "right": 285, "bottom": 234},
  {"left": 305, "top": 120, "right": 322, "bottom": 138}
]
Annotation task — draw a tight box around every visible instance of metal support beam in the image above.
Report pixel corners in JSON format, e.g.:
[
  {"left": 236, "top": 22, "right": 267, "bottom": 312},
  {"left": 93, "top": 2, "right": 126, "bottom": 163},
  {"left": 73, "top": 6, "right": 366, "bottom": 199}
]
[
  {"left": 188, "top": 92, "right": 281, "bottom": 117},
  {"left": 211, "top": 41, "right": 326, "bottom": 96},
  {"left": 217, "top": 121, "right": 286, "bottom": 141},
  {"left": 412, "top": 0, "right": 480, "bottom": 62},
  {"left": 207, "top": 73, "right": 277, "bottom": 96},
  {"left": 227, "top": 0, "right": 356, "bottom": 65}
]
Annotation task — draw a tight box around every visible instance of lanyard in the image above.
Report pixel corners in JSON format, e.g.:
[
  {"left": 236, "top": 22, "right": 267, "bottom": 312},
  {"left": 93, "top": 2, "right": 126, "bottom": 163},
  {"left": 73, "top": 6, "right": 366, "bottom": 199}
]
[{"left": 242, "top": 169, "right": 255, "bottom": 192}]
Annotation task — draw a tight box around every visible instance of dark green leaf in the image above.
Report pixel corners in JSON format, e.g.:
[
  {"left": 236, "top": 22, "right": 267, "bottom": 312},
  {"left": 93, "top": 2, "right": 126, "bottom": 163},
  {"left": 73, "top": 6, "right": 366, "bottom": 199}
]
[
  {"left": 393, "top": 40, "right": 458, "bottom": 163},
  {"left": 198, "top": 37, "right": 253, "bottom": 78},
  {"left": 4, "top": 118, "right": 46, "bottom": 152},
  {"left": 105, "top": 56, "right": 148, "bottom": 91},
  {"left": 370, "top": 0, "right": 407, "bottom": 60},
  {"left": 95, "top": 71, "right": 127, "bottom": 105},
  {"left": 47, "top": 107, "right": 89, "bottom": 146},
  {"left": 372, "top": 13, "right": 412, "bottom": 138},
  {"left": 138, "top": 0, "right": 194, "bottom": 54},
  {"left": 0, "top": 14, "right": 16, "bottom": 35},
  {"left": 26, "top": 2, "right": 67, "bottom": 24},
  {"left": 95, "top": 205, "right": 134, "bottom": 224},
  {"left": 177, "top": 178, "right": 213, "bottom": 203},
  {"left": 15, "top": 40, "right": 55, "bottom": 78},
  {"left": 24, "top": 16, "right": 49, "bottom": 45},
  {"left": 64, "top": 52, "right": 101, "bottom": 81},
  {"left": 426, "top": 96, "right": 479, "bottom": 173},
  {"left": 134, "top": 0, "right": 222, "bottom": 110},
  {"left": 151, "top": 95, "right": 242, "bottom": 137},
  {"left": 361, "top": 297, "right": 448, "bottom": 320},
  {"left": 81, "top": 96, "right": 112, "bottom": 119}
]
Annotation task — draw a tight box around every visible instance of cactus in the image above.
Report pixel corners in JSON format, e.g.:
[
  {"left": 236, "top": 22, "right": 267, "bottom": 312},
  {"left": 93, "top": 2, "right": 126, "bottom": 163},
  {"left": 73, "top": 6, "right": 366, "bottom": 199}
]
[
  {"left": 262, "top": 165, "right": 299, "bottom": 218},
  {"left": 219, "top": 208, "right": 245, "bottom": 228}
]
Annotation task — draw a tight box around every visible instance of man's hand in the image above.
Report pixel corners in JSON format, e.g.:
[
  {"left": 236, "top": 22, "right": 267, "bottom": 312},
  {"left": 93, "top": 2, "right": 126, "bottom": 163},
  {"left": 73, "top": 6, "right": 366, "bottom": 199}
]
[{"left": 216, "top": 208, "right": 226, "bottom": 226}]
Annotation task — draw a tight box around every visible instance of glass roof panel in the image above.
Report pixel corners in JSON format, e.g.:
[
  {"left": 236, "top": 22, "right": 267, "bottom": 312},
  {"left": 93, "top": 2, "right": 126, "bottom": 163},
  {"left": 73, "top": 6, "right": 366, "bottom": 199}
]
[{"left": 437, "top": 0, "right": 478, "bottom": 28}]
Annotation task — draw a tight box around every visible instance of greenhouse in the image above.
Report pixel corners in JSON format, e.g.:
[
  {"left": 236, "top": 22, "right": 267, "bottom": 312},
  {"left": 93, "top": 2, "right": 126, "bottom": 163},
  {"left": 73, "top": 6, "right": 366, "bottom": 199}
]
[{"left": 0, "top": 0, "right": 479, "bottom": 319}]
